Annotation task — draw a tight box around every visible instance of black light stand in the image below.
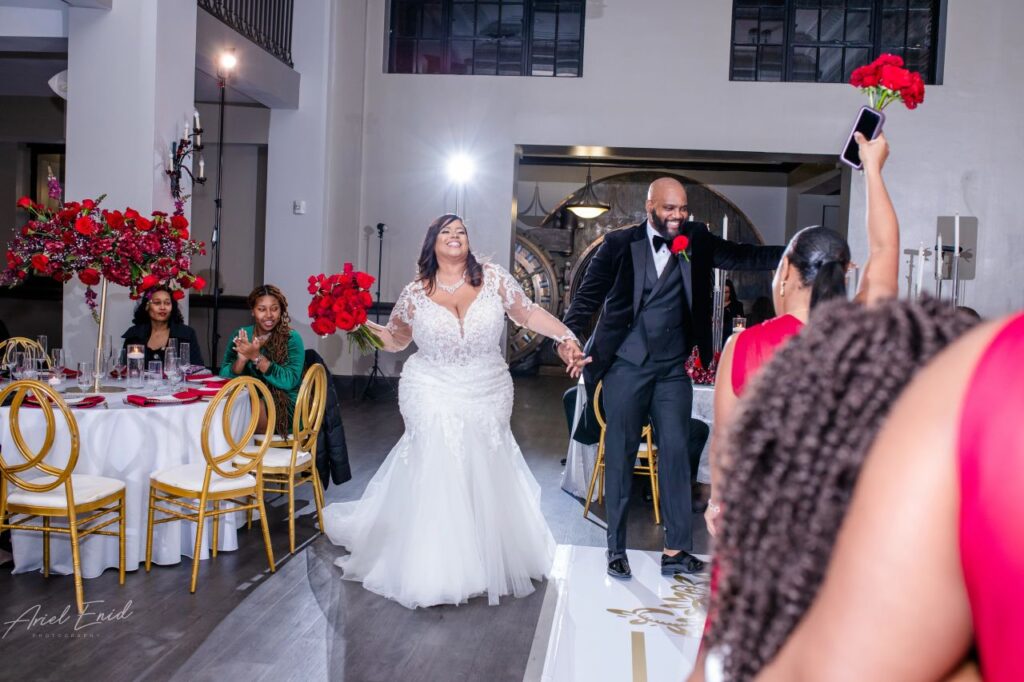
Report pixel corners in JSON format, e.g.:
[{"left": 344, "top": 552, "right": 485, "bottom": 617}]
[
  {"left": 209, "top": 68, "right": 229, "bottom": 369},
  {"left": 361, "top": 222, "right": 395, "bottom": 400}
]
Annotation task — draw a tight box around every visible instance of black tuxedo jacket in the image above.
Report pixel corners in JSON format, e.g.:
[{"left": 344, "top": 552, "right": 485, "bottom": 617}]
[{"left": 563, "top": 221, "right": 785, "bottom": 386}]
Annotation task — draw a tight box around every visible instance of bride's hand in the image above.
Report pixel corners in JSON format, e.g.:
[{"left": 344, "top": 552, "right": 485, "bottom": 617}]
[{"left": 558, "top": 340, "right": 592, "bottom": 378}]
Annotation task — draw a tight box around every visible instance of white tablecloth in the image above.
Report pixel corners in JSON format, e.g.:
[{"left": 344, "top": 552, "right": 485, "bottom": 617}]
[
  {"left": 561, "top": 379, "right": 714, "bottom": 498},
  {"left": 2, "top": 390, "right": 251, "bottom": 579}
]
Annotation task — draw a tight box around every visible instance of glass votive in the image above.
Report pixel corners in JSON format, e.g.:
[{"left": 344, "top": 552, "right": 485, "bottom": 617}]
[
  {"left": 127, "top": 344, "right": 145, "bottom": 388},
  {"left": 146, "top": 360, "right": 164, "bottom": 391},
  {"left": 77, "top": 361, "right": 93, "bottom": 391},
  {"left": 732, "top": 316, "right": 747, "bottom": 332}
]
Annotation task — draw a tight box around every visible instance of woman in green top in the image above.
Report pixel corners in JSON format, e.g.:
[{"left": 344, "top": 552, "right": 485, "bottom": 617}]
[{"left": 221, "top": 284, "right": 305, "bottom": 435}]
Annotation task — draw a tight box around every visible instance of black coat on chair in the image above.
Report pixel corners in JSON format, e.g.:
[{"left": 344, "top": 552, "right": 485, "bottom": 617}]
[{"left": 304, "top": 349, "right": 351, "bottom": 488}]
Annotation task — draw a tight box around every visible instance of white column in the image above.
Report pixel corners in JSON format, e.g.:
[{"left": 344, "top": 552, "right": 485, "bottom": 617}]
[{"left": 62, "top": 0, "right": 196, "bottom": 364}]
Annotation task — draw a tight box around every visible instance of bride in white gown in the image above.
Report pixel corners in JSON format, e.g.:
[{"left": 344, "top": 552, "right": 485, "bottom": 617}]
[{"left": 323, "top": 214, "right": 589, "bottom": 609}]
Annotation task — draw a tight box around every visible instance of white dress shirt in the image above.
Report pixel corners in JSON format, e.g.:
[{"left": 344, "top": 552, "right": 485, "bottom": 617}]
[{"left": 646, "top": 221, "right": 671, "bottom": 277}]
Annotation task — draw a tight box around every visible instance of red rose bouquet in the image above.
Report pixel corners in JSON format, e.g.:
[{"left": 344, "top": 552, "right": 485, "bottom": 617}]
[
  {"left": 849, "top": 53, "right": 925, "bottom": 111},
  {"left": 307, "top": 262, "right": 383, "bottom": 353},
  {"left": 3, "top": 173, "right": 205, "bottom": 318}
]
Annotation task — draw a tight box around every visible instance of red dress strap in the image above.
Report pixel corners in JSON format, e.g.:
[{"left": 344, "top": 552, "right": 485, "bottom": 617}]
[
  {"left": 731, "top": 314, "right": 804, "bottom": 396},
  {"left": 958, "top": 313, "right": 1024, "bottom": 682}
]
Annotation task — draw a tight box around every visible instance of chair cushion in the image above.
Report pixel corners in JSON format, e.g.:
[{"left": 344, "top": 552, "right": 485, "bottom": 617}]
[
  {"left": 7, "top": 474, "right": 125, "bottom": 509},
  {"left": 151, "top": 463, "right": 256, "bottom": 493},
  {"left": 233, "top": 449, "right": 312, "bottom": 469}
]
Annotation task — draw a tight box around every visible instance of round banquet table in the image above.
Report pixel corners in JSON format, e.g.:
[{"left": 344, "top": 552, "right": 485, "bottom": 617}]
[
  {"left": 1, "top": 385, "right": 252, "bottom": 579},
  {"left": 561, "top": 377, "right": 714, "bottom": 499}
]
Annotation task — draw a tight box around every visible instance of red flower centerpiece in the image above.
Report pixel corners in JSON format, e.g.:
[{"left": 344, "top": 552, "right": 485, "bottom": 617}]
[
  {"left": 850, "top": 53, "right": 926, "bottom": 111},
  {"left": 307, "top": 262, "right": 383, "bottom": 353},
  {"left": 685, "top": 346, "right": 719, "bottom": 385}
]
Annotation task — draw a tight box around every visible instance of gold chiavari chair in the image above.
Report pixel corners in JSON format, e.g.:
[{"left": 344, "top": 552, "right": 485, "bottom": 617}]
[
  {"left": 145, "top": 376, "right": 276, "bottom": 593},
  {"left": 0, "top": 380, "right": 126, "bottom": 614},
  {"left": 582, "top": 381, "right": 662, "bottom": 525},
  {"left": 0, "top": 337, "right": 51, "bottom": 368},
  {"left": 241, "top": 363, "right": 327, "bottom": 553}
]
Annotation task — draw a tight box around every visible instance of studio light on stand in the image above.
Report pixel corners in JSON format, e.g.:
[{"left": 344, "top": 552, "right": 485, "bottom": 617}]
[
  {"left": 209, "top": 48, "right": 236, "bottom": 369},
  {"left": 361, "top": 222, "right": 395, "bottom": 401},
  {"left": 566, "top": 161, "right": 610, "bottom": 220}
]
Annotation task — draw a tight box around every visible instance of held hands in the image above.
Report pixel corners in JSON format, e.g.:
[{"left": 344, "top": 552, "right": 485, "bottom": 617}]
[
  {"left": 704, "top": 500, "right": 720, "bottom": 537},
  {"left": 233, "top": 329, "right": 263, "bottom": 362},
  {"left": 854, "top": 131, "right": 889, "bottom": 173},
  {"left": 557, "top": 339, "right": 593, "bottom": 379}
]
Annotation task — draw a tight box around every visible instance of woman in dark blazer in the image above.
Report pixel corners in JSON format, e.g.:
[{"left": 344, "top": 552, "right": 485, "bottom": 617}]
[{"left": 121, "top": 285, "right": 204, "bottom": 367}]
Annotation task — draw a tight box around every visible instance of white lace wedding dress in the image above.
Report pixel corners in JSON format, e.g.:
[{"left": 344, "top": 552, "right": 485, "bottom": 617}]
[{"left": 323, "top": 263, "right": 575, "bottom": 609}]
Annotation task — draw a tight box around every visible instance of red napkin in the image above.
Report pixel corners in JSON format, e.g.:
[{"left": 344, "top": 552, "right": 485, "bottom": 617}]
[
  {"left": 185, "top": 371, "right": 215, "bottom": 381},
  {"left": 24, "top": 394, "right": 105, "bottom": 409},
  {"left": 109, "top": 368, "right": 127, "bottom": 379},
  {"left": 173, "top": 387, "right": 220, "bottom": 399},
  {"left": 63, "top": 368, "right": 81, "bottom": 378},
  {"left": 126, "top": 393, "right": 202, "bottom": 407}
]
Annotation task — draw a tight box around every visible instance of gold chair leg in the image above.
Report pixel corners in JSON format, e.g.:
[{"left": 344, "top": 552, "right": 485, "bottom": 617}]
[
  {"left": 118, "top": 493, "right": 126, "bottom": 585},
  {"left": 145, "top": 487, "right": 156, "bottom": 572},
  {"left": 211, "top": 500, "right": 220, "bottom": 559},
  {"left": 246, "top": 504, "right": 253, "bottom": 530},
  {"left": 67, "top": 513, "right": 85, "bottom": 615},
  {"left": 311, "top": 467, "right": 326, "bottom": 536},
  {"left": 42, "top": 517, "right": 51, "bottom": 578},
  {"left": 256, "top": 492, "right": 275, "bottom": 573},
  {"left": 190, "top": 500, "right": 207, "bottom": 594},
  {"left": 583, "top": 442, "right": 604, "bottom": 520},
  {"left": 287, "top": 477, "right": 296, "bottom": 554},
  {"left": 648, "top": 457, "right": 661, "bottom": 525}
]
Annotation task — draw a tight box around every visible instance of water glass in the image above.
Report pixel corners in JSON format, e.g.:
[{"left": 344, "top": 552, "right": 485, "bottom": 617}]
[
  {"left": 146, "top": 360, "right": 164, "bottom": 391},
  {"left": 77, "top": 362, "right": 93, "bottom": 391},
  {"left": 179, "top": 342, "right": 191, "bottom": 374},
  {"left": 166, "top": 338, "right": 179, "bottom": 362},
  {"left": 732, "top": 316, "right": 747, "bottom": 332},
  {"left": 165, "top": 352, "right": 181, "bottom": 387},
  {"left": 127, "top": 344, "right": 145, "bottom": 388}
]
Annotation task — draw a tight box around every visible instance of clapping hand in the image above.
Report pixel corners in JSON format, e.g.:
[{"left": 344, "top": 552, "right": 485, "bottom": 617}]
[
  {"left": 234, "top": 329, "right": 263, "bottom": 361},
  {"left": 557, "top": 340, "right": 593, "bottom": 379}
]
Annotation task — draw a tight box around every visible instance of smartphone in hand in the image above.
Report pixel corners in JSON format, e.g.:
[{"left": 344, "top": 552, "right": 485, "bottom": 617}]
[{"left": 839, "top": 106, "right": 885, "bottom": 170}]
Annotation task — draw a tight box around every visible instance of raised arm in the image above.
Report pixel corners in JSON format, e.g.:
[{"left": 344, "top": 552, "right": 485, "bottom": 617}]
[
  {"left": 495, "top": 265, "right": 578, "bottom": 345},
  {"left": 366, "top": 284, "right": 415, "bottom": 352},
  {"left": 563, "top": 239, "right": 617, "bottom": 340},
  {"left": 709, "top": 226, "right": 786, "bottom": 271},
  {"left": 853, "top": 132, "right": 900, "bottom": 305}
]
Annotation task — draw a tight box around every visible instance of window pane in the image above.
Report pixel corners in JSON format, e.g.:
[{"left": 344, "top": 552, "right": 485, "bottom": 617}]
[
  {"left": 790, "top": 46, "right": 817, "bottom": 80},
  {"left": 533, "top": 5, "right": 556, "bottom": 39},
  {"left": 845, "top": 10, "right": 871, "bottom": 42},
  {"left": 883, "top": 0, "right": 907, "bottom": 6},
  {"left": 556, "top": 40, "right": 581, "bottom": 76},
  {"left": 881, "top": 9, "right": 907, "bottom": 46},
  {"left": 844, "top": 46, "right": 869, "bottom": 79},
  {"left": 452, "top": 3, "right": 475, "bottom": 37},
  {"left": 421, "top": 2, "right": 443, "bottom": 38},
  {"left": 391, "top": 38, "right": 416, "bottom": 73},
  {"left": 908, "top": 0, "right": 932, "bottom": 7},
  {"left": 416, "top": 40, "right": 443, "bottom": 73},
  {"left": 501, "top": 3, "right": 524, "bottom": 39},
  {"left": 732, "top": 45, "right": 757, "bottom": 80},
  {"left": 474, "top": 40, "right": 498, "bottom": 74},
  {"left": 477, "top": 3, "right": 500, "bottom": 37},
  {"left": 557, "top": 4, "right": 582, "bottom": 40},
  {"left": 847, "top": 0, "right": 872, "bottom": 7},
  {"left": 393, "top": 3, "right": 421, "bottom": 37},
  {"left": 904, "top": 46, "right": 931, "bottom": 74},
  {"left": 758, "top": 45, "right": 783, "bottom": 80},
  {"left": 498, "top": 40, "right": 524, "bottom": 75},
  {"left": 531, "top": 39, "right": 555, "bottom": 75},
  {"left": 821, "top": 0, "right": 843, "bottom": 7},
  {"left": 735, "top": 16, "right": 759, "bottom": 44},
  {"left": 907, "top": 9, "right": 932, "bottom": 47},
  {"left": 794, "top": 9, "right": 819, "bottom": 42},
  {"left": 820, "top": 9, "right": 844, "bottom": 41},
  {"left": 450, "top": 39, "right": 474, "bottom": 74},
  {"left": 760, "top": 13, "right": 784, "bottom": 44},
  {"left": 818, "top": 47, "right": 842, "bottom": 81}
]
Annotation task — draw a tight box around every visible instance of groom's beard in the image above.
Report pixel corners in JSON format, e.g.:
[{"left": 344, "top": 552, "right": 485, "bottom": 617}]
[{"left": 649, "top": 209, "right": 684, "bottom": 239}]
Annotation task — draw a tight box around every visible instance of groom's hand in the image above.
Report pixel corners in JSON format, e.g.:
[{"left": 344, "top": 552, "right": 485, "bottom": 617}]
[{"left": 557, "top": 340, "right": 592, "bottom": 378}]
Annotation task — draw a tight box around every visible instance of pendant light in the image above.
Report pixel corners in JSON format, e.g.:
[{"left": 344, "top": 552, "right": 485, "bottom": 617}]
[{"left": 566, "top": 162, "right": 610, "bottom": 219}]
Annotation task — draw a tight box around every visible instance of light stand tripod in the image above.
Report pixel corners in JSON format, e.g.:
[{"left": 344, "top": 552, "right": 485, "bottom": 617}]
[
  {"left": 361, "top": 223, "right": 395, "bottom": 400},
  {"left": 209, "top": 66, "right": 229, "bottom": 369}
]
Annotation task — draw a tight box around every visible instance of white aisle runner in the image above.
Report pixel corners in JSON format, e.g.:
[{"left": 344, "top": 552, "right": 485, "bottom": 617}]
[{"left": 536, "top": 545, "right": 710, "bottom": 682}]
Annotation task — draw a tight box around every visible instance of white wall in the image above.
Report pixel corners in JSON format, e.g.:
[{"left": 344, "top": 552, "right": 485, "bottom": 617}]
[{"left": 340, "top": 0, "right": 1024, "bottom": 322}]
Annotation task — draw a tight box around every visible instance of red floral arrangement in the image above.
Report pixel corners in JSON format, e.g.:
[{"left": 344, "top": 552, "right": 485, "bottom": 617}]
[
  {"left": 3, "top": 172, "right": 205, "bottom": 317},
  {"left": 850, "top": 53, "right": 925, "bottom": 111},
  {"left": 307, "top": 262, "right": 383, "bottom": 353},
  {"left": 670, "top": 235, "right": 691, "bottom": 262},
  {"left": 685, "top": 346, "right": 719, "bottom": 385}
]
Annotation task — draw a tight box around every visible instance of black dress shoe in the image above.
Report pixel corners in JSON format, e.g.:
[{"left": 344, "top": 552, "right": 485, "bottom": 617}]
[
  {"left": 607, "top": 555, "right": 632, "bottom": 579},
  {"left": 661, "top": 550, "right": 706, "bottom": 576}
]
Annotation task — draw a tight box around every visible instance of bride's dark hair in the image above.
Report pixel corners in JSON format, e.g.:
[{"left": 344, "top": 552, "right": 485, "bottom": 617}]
[{"left": 417, "top": 213, "right": 484, "bottom": 295}]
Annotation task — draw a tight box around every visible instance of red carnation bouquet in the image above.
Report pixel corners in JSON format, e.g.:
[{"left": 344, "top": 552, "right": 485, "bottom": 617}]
[
  {"left": 850, "top": 53, "right": 925, "bottom": 111},
  {"left": 3, "top": 172, "right": 205, "bottom": 318},
  {"left": 307, "top": 262, "right": 383, "bottom": 353}
]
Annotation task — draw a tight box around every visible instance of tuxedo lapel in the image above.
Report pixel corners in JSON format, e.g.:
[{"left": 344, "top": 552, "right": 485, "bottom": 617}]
[
  {"left": 630, "top": 237, "right": 648, "bottom": 315},
  {"left": 679, "top": 253, "right": 693, "bottom": 311}
]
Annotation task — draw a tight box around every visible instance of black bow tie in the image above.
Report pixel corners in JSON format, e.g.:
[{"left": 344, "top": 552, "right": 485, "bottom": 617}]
[{"left": 652, "top": 235, "right": 670, "bottom": 252}]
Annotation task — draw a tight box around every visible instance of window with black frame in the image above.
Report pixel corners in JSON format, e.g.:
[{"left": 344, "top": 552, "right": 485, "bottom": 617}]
[
  {"left": 388, "top": 0, "right": 585, "bottom": 76},
  {"left": 730, "top": 0, "right": 942, "bottom": 84}
]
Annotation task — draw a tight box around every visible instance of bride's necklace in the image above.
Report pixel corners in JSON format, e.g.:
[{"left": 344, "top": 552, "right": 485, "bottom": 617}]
[{"left": 436, "top": 272, "right": 467, "bottom": 295}]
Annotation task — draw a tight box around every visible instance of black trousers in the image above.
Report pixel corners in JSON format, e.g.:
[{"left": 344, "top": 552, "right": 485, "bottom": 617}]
[{"left": 601, "top": 354, "right": 693, "bottom": 556}]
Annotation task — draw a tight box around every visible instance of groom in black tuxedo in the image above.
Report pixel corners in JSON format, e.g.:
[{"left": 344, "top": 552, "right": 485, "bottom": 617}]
[{"left": 563, "top": 178, "right": 784, "bottom": 579}]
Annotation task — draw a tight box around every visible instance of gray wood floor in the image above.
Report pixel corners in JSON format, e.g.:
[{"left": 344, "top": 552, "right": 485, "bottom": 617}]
[{"left": 0, "top": 376, "right": 708, "bottom": 681}]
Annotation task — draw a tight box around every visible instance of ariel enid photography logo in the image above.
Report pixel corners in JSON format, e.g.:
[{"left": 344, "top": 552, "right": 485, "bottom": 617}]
[{"left": 2, "top": 600, "right": 134, "bottom": 639}]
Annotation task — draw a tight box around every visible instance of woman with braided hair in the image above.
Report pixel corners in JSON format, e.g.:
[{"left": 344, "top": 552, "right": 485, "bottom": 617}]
[
  {"left": 220, "top": 284, "right": 305, "bottom": 435},
  {"left": 704, "top": 298, "right": 979, "bottom": 682}
]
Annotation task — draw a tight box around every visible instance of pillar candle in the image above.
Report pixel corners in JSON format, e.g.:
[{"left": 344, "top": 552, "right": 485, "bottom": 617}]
[
  {"left": 723, "top": 215, "right": 729, "bottom": 241},
  {"left": 916, "top": 243, "right": 925, "bottom": 298}
]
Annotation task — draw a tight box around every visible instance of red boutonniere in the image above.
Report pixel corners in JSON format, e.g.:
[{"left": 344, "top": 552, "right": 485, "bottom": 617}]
[{"left": 671, "top": 235, "right": 690, "bottom": 262}]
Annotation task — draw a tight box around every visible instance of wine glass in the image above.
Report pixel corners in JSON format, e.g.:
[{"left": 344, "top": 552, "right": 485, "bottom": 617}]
[
  {"left": 165, "top": 352, "right": 181, "bottom": 388},
  {"left": 51, "top": 348, "right": 66, "bottom": 376},
  {"left": 36, "top": 334, "right": 48, "bottom": 357},
  {"left": 178, "top": 342, "right": 191, "bottom": 375},
  {"left": 113, "top": 349, "right": 127, "bottom": 382}
]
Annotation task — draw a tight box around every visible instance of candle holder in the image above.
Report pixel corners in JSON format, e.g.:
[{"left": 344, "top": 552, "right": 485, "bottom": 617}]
[{"left": 166, "top": 119, "right": 206, "bottom": 201}]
